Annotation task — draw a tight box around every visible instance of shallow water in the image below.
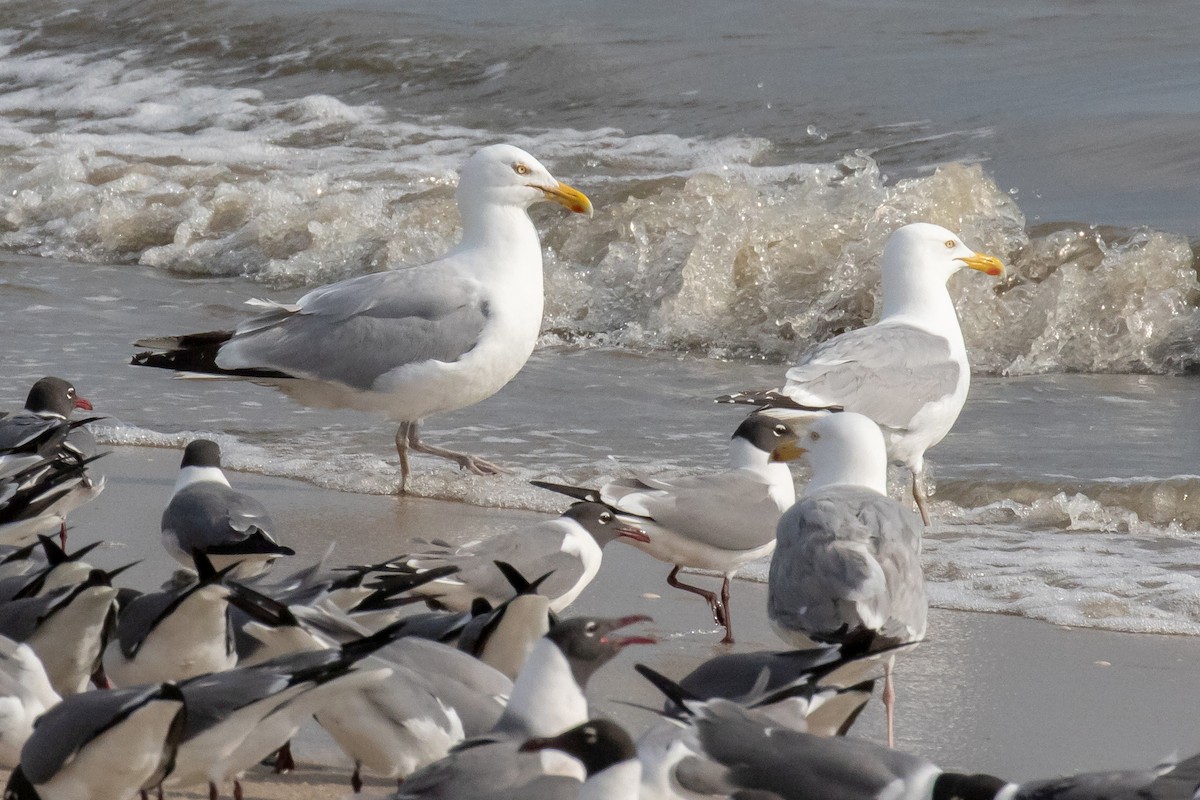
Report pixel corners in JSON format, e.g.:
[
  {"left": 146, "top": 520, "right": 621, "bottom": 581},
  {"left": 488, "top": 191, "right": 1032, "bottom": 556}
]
[{"left": 2, "top": 0, "right": 1199, "bottom": 635}]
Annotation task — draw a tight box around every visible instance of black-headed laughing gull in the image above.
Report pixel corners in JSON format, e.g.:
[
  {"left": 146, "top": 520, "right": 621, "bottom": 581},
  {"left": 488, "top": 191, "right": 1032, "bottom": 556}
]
[
  {"left": 534, "top": 412, "right": 803, "bottom": 644},
  {"left": 393, "top": 501, "right": 642, "bottom": 614},
  {"left": 161, "top": 439, "right": 294, "bottom": 578},
  {"left": 4, "top": 682, "right": 185, "bottom": 800}
]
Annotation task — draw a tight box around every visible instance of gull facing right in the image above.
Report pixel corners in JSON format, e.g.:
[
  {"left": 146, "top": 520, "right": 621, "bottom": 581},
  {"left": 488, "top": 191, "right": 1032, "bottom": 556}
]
[
  {"left": 720, "top": 222, "right": 1004, "bottom": 524},
  {"left": 132, "top": 144, "right": 593, "bottom": 492}
]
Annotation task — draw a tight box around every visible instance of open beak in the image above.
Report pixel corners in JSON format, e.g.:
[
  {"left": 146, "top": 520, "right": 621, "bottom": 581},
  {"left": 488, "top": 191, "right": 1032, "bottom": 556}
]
[
  {"left": 957, "top": 252, "right": 1005, "bottom": 277},
  {"left": 73, "top": 396, "right": 94, "bottom": 411},
  {"left": 770, "top": 440, "right": 806, "bottom": 463},
  {"left": 535, "top": 181, "right": 593, "bottom": 217},
  {"left": 599, "top": 614, "right": 657, "bottom": 647},
  {"left": 616, "top": 524, "right": 651, "bottom": 544}
]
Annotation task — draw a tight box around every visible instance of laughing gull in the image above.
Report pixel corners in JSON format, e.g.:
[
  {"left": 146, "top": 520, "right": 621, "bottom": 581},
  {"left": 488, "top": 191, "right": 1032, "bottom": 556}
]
[
  {"left": 4, "top": 682, "right": 186, "bottom": 800},
  {"left": 0, "top": 635, "right": 61, "bottom": 769},
  {"left": 768, "top": 412, "right": 927, "bottom": 746},
  {"left": 397, "top": 616, "right": 654, "bottom": 800},
  {"left": 393, "top": 502, "right": 638, "bottom": 613},
  {"left": 0, "top": 537, "right": 104, "bottom": 602},
  {"left": 102, "top": 555, "right": 264, "bottom": 686},
  {"left": 491, "top": 615, "right": 655, "bottom": 740},
  {"left": 0, "top": 567, "right": 124, "bottom": 695},
  {"left": 196, "top": 622, "right": 413, "bottom": 799},
  {"left": 0, "top": 378, "right": 93, "bottom": 458},
  {"left": 315, "top": 645, "right": 508, "bottom": 790},
  {"left": 167, "top": 644, "right": 397, "bottom": 798},
  {"left": 718, "top": 223, "right": 1005, "bottom": 524},
  {"left": 161, "top": 439, "right": 294, "bottom": 578},
  {"left": 518, "top": 719, "right": 642, "bottom": 800},
  {"left": 132, "top": 144, "right": 594, "bottom": 492},
  {"left": 690, "top": 700, "right": 1200, "bottom": 800},
  {"left": 0, "top": 453, "right": 106, "bottom": 548},
  {"left": 533, "top": 412, "right": 804, "bottom": 643}
]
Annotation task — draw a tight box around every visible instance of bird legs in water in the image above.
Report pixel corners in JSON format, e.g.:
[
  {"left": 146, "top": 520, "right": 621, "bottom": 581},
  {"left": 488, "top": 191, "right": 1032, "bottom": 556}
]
[
  {"left": 394, "top": 421, "right": 509, "bottom": 492},
  {"left": 911, "top": 471, "right": 930, "bottom": 527},
  {"left": 667, "top": 566, "right": 735, "bottom": 644}
]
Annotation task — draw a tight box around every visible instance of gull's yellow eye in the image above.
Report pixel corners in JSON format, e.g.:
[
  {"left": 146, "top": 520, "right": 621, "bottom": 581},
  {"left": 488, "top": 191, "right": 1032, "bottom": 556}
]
[
  {"left": 810, "top": 431, "right": 820, "bottom": 441},
  {"left": 944, "top": 239, "right": 956, "bottom": 248},
  {"left": 513, "top": 163, "right": 530, "bottom": 175}
]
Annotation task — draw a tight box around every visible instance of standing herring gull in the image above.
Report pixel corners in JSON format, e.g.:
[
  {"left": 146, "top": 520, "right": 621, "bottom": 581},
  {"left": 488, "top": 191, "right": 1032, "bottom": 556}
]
[
  {"left": 768, "top": 412, "right": 926, "bottom": 747},
  {"left": 132, "top": 144, "right": 592, "bottom": 491},
  {"left": 720, "top": 222, "right": 1004, "bottom": 524}
]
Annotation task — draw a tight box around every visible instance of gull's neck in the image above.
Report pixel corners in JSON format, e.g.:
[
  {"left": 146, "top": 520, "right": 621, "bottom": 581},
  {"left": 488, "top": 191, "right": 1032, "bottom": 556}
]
[
  {"left": 454, "top": 201, "right": 543, "bottom": 270},
  {"left": 495, "top": 637, "right": 587, "bottom": 738},
  {"left": 174, "top": 465, "right": 231, "bottom": 492},
  {"left": 879, "top": 262, "right": 965, "bottom": 351}
]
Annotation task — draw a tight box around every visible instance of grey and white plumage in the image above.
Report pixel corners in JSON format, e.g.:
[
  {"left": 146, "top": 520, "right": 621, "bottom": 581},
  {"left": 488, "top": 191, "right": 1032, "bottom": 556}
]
[
  {"left": 686, "top": 698, "right": 1000, "bottom": 800},
  {"left": 719, "top": 223, "right": 1005, "bottom": 525},
  {"left": 689, "top": 699, "right": 1200, "bottom": 800},
  {"left": 4, "top": 682, "right": 186, "bottom": 800},
  {"left": 132, "top": 145, "right": 593, "bottom": 492},
  {"left": 0, "top": 378, "right": 93, "bottom": 458},
  {"left": 188, "top": 623, "right": 409, "bottom": 797},
  {"left": 534, "top": 413, "right": 802, "bottom": 644},
  {"left": 768, "top": 412, "right": 926, "bottom": 747},
  {"left": 0, "top": 379, "right": 103, "bottom": 548},
  {"left": 397, "top": 616, "right": 654, "bottom": 800},
  {"left": 0, "top": 569, "right": 121, "bottom": 696},
  {"left": 101, "top": 559, "right": 248, "bottom": 687},
  {"left": 0, "top": 635, "right": 61, "bottom": 769},
  {"left": 517, "top": 720, "right": 642, "bottom": 800},
  {"left": 161, "top": 439, "right": 294, "bottom": 578},
  {"left": 396, "top": 502, "right": 634, "bottom": 614},
  {"left": 166, "top": 642, "right": 395, "bottom": 795}
]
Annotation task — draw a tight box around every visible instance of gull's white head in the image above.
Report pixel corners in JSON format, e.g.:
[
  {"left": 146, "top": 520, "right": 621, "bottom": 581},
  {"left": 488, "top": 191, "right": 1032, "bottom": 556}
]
[
  {"left": 878, "top": 222, "right": 1005, "bottom": 329},
  {"left": 796, "top": 412, "right": 888, "bottom": 496},
  {"left": 457, "top": 144, "right": 593, "bottom": 217},
  {"left": 883, "top": 222, "right": 1004, "bottom": 284}
]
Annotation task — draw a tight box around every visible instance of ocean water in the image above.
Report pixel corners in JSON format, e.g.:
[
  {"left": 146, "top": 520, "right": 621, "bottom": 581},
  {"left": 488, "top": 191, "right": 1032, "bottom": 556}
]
[{"left": 2, "top": 0, "right": 1199, "bottom": 636}]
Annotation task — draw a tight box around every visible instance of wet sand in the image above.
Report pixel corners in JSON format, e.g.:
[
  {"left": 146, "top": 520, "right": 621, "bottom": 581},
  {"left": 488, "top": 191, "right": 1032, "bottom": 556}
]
[{"left": 28, "top": 446, "right": 1200, "bottom": 797}]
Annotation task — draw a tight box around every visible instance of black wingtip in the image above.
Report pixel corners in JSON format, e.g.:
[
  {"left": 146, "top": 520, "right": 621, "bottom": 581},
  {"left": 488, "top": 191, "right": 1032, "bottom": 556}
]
[
  {"left": 529, "top": 480, "right": 602, "bottom": 503},
  {"left": 635, "top": 663, "right": 700, "bottom": 714}
]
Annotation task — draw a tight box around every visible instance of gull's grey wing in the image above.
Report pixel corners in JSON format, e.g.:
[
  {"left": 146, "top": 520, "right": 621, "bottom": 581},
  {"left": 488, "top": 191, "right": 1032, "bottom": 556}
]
[
  {"left": 413, "top": 528, "right": 585, "bottom": 605},
  {"left": 0, "top": 414, "right": 64, "bottom": 455},
  {"left": 162, "top": 483, "right": 275, "bottom": 550},
  {"left": 218, "top": 266, "right": 490, "bottom": 391},
  {"left": 179, "top": 668, "right": 294, "bottom": 739},
  {"left": 398, "top": 740, "right": 574, "bottom": 800},
  {"left": 21, "top": 684, "right": 177, "bottom": 784},
  {"left": 607, "top": 471, "right": 783, "bottom": 552},
  {"left": 377, "top": 638, "right": 510, "bottom": 735},
  {"left": 783, "top": 324, "right": 960, "bottom": 430},
  {"left": 693, "top": 699, "right": 936, "bottom": 800},
  {"left": 768, "top": 487, "right": 926, "bottom": 646},
  {"left": 0, "top": 591, "right": 64, "bottom": 642}
]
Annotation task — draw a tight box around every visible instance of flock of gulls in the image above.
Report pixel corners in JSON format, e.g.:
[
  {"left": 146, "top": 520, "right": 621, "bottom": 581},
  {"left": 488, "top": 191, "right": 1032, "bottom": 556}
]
[{"left": 0, "top": 144, "right": 1196, "bottom": 800}]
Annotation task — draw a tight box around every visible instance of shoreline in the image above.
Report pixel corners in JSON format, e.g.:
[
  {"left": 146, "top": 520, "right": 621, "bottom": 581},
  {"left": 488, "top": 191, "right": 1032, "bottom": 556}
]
[{"left": 31, "top": 444, "right": 1200, "bottom": 796}]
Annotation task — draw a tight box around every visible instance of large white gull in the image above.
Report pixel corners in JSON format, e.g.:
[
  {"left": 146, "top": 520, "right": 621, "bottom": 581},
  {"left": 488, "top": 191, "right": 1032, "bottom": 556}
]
[
  {"left": 720, "top": 222, "right": 1004, "bottom": 524},
  {"left": 132, "top": 144, "right": 592, "bottom": 491},
  {"left": 768, "top": 412, "right": 927, "bottom": 748}
]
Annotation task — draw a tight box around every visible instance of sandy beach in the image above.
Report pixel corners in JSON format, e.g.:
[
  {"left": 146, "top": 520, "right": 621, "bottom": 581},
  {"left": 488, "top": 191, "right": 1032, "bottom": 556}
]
[{"left": 8, "top": 444, "right": 1190, "bottom": 799}]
